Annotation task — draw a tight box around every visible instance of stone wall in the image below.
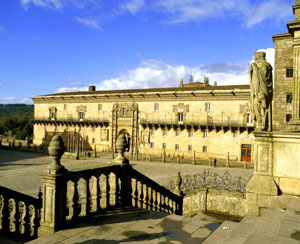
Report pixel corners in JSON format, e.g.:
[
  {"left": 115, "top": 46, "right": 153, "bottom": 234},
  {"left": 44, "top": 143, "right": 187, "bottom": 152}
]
[
  {"left": 183, "top": 188, "right": 247, "bottom": 217},
  {"left": 272, "top": 34, "right": 296, "bottom": 131}
]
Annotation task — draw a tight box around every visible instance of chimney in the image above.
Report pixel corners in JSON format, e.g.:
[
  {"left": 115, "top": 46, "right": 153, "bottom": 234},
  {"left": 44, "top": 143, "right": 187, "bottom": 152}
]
[
  {"left": 213, "top": 81, "right": 217, "bottom": 86},
  {"left": 89, "top": 86, "right": 96, "bottom": 92},
  {"left": 204, "top": 77, "right": 209, "bottom": 86},
  {"left": 179, "top": 79, "right": 184, "bottom": 88}
]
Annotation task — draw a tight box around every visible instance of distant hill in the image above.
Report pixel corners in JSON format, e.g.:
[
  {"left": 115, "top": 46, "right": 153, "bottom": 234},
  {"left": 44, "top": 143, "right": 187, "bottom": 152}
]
[{"left": 0, "top": 104, "right": 34, "bottom": 118}]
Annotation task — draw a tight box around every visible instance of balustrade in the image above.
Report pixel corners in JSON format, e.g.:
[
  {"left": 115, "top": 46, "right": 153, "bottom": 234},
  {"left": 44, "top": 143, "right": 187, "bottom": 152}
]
[{"left": 0, "top": 186, "right": 41, "bottom": 240}]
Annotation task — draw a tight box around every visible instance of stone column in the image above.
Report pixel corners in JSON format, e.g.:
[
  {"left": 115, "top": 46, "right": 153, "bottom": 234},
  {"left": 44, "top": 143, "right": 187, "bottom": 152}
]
[
  {"left": 38, "top": 135, "right": 68, "bottom": 237},
  {"left": 246, "top": 132, "right": 278, "bottom": 216}
]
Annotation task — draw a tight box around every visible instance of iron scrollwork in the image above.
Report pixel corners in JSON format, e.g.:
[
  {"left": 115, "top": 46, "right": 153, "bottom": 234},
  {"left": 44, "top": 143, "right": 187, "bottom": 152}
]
[{"left": 166, "top": 171, "right": 251, "bottom": 194}]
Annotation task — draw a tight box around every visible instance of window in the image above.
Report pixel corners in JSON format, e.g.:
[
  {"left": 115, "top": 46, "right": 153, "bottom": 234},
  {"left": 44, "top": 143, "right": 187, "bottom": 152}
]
[
  {"left": 176, "top": 129, "right": 180, "bottom": 137},
  {"left": 154, "top": 103, "right": 159, "bottom": 111},
  {"left": 205, "top": 102, "right": 210, "bottom": 111},
  {"left": 188, "top": 130, "right": 193, "bottom": 137},
  {"left": 246, "top": 113, "right": 253, "bottom": 125},
  {"left": 202, "top": 146, "right": 207, "bottom": 152},
  {"left": 92, "top": 138, "right": 95, "bottom": 144},
  {"left": 79, "top": 112, "right": 84, "bottom": 121},
  {"left": 151, "top": 129, "right": 155, "bottom": 136},
  {"left": 178, "top": 112, "right": 184, "bottom": 123},
  {"left": 122, "top": 108, "right": 127, "bottom": 117},
  {"left": 233, "top": 131, "right": 238, "bottom": 138},
  {"left": 286, "top": 114, "right": 292, "bottom": 123},
  {"left": 188, "top": 145, "right": 192, "bottom": 152},
  {"left": 286, "top": 94, "right": 292, "bottom": 103},
  {"left": 150, "top": 142, "right": 154, "bottom": 148},
  {"left": 98, "top": 104, "right": 102, "bottom": 111},
  {"left": 175, "top": 144, "right": 179, "bottom": 150},
  {"left": 203, "top": 130, "right": 208, "bottom": 138},
  {"left": 64, "top": 104, "right": 67, "bottom": 110},
  {"left": 51, "top": 112, "right": 55, "bottom": 120},
  {"left": 163, "top": 129, "right": 167, "bottom": 136},
  {"left": 162, "top": 143, "right": 166, "bottom": 149},
  {"left": 286, "top": 68, "right": 293, "bottom": 78}
]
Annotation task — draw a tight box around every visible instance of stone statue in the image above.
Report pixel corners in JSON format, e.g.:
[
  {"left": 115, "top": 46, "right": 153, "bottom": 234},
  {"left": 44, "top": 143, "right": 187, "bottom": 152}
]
[{"left": 249, "top": 51, "right": 273, "bottom": 132}]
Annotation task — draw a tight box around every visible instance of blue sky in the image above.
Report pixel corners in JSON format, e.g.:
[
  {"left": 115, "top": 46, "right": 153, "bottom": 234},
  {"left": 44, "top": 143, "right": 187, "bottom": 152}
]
[{"left": 0, "top": 0, "right": 296, "bottom": 104}]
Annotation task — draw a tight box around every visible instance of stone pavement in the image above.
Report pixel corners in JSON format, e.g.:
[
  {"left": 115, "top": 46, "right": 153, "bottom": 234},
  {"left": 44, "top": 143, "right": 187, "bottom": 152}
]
[
  {"left": 26, "top": 207, "right": 222, "bottom": 244},
  {"left": 0, "top": 149, "right": 253, "bottom": 197},
  {"left": 203, "top": 197, "right": 300, "bottom": 243}
]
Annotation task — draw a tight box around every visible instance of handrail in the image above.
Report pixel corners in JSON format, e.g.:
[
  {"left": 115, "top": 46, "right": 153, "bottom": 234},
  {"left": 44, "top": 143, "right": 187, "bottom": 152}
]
[{"left": 0, "top": 186, "right": 42, "bottom": 240}]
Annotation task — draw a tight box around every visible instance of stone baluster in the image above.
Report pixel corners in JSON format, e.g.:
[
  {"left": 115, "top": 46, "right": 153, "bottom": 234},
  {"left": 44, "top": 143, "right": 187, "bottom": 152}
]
[
  {"left": 100, "top": 174, "right": 107, "bottom": 209},
  {"left": 157, "top": 192, "right": 161, "bottom": 212},
  {"left": 8, "top": 198, "right": 16, "bottom": 232},
  {"left": 109, "top": 173, "right": 116, "bottom": 207},
  {"left": 148, "top": 187, "right": 153, "bottom": 210},
  {"left": 137, "top": 181, "right": 143, "bottom": 208},
  {"left": 106, "top": 174, "right": 110, "bottom": 209},
  {"left": 18, "top": 201, "right": 26, "bottom": 234},
  {"left": 28, "top": 204, "right": 36, "bottom": 236},
  {"left": 79, "top": 178, "right": 89, "bottom": 217},
  {"left": 143, "top": 184, "right": 148, "bottom": 209},
  {"left": 0, "top": 195, "right": 4, "bottom": 230},
  {"left": 39, "top": 135, "right": 68, "bottom": 237},
  {"left": 90, "top": 176, "right": 99, "bottom": 213}
]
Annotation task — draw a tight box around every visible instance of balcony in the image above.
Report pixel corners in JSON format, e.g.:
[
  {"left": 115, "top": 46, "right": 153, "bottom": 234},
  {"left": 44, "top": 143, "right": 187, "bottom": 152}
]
[
  {"left": 32, "top": 112, "right": 110, "bottom": 127},
  {"left": 139, "top": 113, "right": 254, "bottom": 131}
]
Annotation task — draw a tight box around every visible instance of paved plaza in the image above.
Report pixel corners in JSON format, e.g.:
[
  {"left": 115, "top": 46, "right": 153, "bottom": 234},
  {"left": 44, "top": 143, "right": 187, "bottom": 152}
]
[{"left": 0, "top": 149, "right": 253, "bottom": 198}]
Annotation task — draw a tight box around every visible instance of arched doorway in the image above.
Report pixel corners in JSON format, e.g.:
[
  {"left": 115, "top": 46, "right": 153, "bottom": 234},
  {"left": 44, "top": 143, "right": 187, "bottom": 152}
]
[{"left": 118, "top": 129, "right": 130, "bottom": 152}]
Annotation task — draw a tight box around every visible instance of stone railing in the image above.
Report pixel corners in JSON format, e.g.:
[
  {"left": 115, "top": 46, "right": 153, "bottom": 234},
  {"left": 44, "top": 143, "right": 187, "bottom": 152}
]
[
  {"left": 140, "top": 116, "right": 252, "bottom": 128},
  {"left": 0, "top": 186, "right": 42, "bottom": 241},
  {"left": 130, "top": 169, "right": 183, "bottom": 215},
  {"left": 38, "top": 134, "right": 184, "bottom": 237}
]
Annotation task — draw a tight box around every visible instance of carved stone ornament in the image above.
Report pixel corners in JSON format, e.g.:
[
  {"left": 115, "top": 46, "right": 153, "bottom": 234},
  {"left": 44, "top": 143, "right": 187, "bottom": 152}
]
[
  {"left": 47, "top": 135, "right": 67, "bottom": 174},
  {"left": 249, "top": 51, "right": 273, "bottom": 132},
  {"left": 114, "top": 134, "right": 129, "bottom": 165}
]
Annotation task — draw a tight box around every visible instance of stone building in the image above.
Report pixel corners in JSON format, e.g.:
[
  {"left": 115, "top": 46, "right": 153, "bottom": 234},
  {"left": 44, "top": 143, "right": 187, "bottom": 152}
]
[
  {"left": 32, "top": 80, "right": 254, "bottom": 162},
  {"left": 272, "top": 0, "right": 300, "bottom": 130}
]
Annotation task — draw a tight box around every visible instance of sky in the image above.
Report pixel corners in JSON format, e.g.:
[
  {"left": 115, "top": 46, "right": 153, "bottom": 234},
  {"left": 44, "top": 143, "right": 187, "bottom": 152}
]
[{"left": 0, "top": 0, "right": 296, "bottom": 104}]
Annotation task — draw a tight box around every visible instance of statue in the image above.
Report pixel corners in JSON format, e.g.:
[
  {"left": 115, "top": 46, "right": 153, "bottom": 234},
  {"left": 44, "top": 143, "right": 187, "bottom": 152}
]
[{"left": 249, "top": 51, "right": 273, "bottom": 132}]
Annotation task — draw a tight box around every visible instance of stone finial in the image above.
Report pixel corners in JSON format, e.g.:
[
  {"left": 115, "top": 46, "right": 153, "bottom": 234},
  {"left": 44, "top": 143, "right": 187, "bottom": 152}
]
[
  {"left": 179, "top": 79, "right": 183, "bottom": 88},
  {"left": 47, "top": 135, "right": 67, "bottom": 174},
  {"left": 114, "top": 134, "right": 129, "bottom": 165},
  {"left": 173, "top": 172, "right": 183, "bottom": 196}
]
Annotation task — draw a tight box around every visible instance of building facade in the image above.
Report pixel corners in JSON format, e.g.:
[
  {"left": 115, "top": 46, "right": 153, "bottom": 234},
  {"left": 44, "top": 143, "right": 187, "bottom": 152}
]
[
  {"left": 272, "top": 0, "right": 300, "bottom": 131},
  {"left": 32, "top": 81, "right": 254, "bottom": 162}
]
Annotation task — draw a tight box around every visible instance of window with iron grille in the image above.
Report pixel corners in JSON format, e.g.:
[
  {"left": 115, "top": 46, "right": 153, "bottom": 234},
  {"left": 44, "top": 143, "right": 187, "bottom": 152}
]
[
  {"left": 176, "top": 129, "right": 180, "bottom": 137},
  {"left": 154, "top": 103, "right": 159, "bottom": 111},
  {"left": 163, "top": 129, "right": 167, "bottom": 136},
  {"left": 286, "top": 114, "right": 292, "bottom": 123},
  {"left": 162, "top": 143, "right": 166, "bottom": 149},
  {"left": 286, "top": 68, "right": 293, "bottom": 78},
  {"left": 286, "top": 94, "right": 292, "bottom": 103},
  {"left": 188, "top": 145, "right": 192, "bottom": 151},
  {"left": 202, "top": 146, "right": 207, "bottom": 152},
  {"left": 98, "top": 104, "right": 102, "bottom": 111},
  {"left": 175, "top": 144, "right": 179, "bottom": 150},
  {"left": 205, "top": 102, "right": 210, "bottom": 111},
  {"left": 188, "top": 130, "right": 193, "bottom": 137}
]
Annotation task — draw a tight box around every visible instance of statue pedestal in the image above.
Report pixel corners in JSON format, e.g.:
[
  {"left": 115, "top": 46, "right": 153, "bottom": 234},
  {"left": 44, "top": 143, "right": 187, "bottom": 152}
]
[{"left": 246, "top": 132, "right": 300, "bottom": 215}]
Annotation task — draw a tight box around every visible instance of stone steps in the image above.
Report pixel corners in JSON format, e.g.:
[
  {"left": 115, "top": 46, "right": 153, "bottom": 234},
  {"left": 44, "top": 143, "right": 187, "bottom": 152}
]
[{"left": 203, "top": 198, "right": 300, "bottom": 244}]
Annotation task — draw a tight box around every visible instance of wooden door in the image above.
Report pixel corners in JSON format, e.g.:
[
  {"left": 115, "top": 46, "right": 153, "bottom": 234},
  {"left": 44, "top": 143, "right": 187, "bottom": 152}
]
[{"left": 241, "top": 144, "right": 252, "bottom": 162}]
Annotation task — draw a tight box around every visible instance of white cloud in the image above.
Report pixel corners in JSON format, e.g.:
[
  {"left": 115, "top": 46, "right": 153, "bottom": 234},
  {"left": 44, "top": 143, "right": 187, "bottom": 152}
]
[
  {"left": 21, "top": 0, "right": 64, "bottom": 11},
  {"left": 56, "top": 48, "right": 275, "bottom": 93},
  {"left": 73, "top": 17, "right": 102, "bottom": 30},
  {"left": 0, "top": 97, "right": 33, "bottom": 104},
  {"left": 154, "top": 0, "right": 292, "bottom": 27},
  {"left": 67, "top": 78, "right": 82, "bottom": 86},
  {"left": 20, "top": 0, "right": 101, "bottom": 11},
  {"left": 120, "top": 0, "right": 145, "bottom": 14}
]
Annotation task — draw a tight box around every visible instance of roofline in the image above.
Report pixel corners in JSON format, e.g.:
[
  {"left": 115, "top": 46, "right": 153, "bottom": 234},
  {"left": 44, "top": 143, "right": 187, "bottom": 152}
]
[{"left": 32, "top": 84, "right": 250, "bottom": 99}]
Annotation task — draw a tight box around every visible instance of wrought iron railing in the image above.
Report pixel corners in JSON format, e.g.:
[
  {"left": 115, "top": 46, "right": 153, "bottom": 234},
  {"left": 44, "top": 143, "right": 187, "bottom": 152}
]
[
  {"left": 166, "top": 170, "right": 251, "bottom": 194},
  {"left": 0, "top": 186, "right": 42, "bottom": 241}
]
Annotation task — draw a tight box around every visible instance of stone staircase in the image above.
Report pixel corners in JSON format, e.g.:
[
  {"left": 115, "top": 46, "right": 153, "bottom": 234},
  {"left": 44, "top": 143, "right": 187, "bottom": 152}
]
[
  {"left": 204, "top": 198, "right": 300, "bottom": 244},
  {"left": 24, "top": 207, "right": 223, "bottom": 244}
]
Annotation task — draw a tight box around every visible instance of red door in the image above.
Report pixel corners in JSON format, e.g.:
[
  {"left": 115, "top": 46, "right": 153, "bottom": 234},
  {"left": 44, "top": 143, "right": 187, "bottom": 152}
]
[{"left": 241, "top": 144, "right": 252, "bottom": 162}]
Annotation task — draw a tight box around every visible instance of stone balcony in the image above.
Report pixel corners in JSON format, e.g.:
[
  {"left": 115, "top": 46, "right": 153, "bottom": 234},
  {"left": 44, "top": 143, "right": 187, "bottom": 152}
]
[
  {"left": 32, "top": 115, "right": 110, "bottom": 127},
  {"left": 140, "top": 116, "right": 254, "bottom": 132}
]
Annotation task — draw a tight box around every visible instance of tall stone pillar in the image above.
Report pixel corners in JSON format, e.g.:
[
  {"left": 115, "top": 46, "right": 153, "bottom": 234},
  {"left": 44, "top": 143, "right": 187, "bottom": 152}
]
[
  {"left": 288, "top": 1, "right": 300, "bottom": 124},
  {"left": 246, "top": 132, "right": 279, "bottom": 216},
  {"left": 38, "top": 135, "right": 68, "bottom": 237}
]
